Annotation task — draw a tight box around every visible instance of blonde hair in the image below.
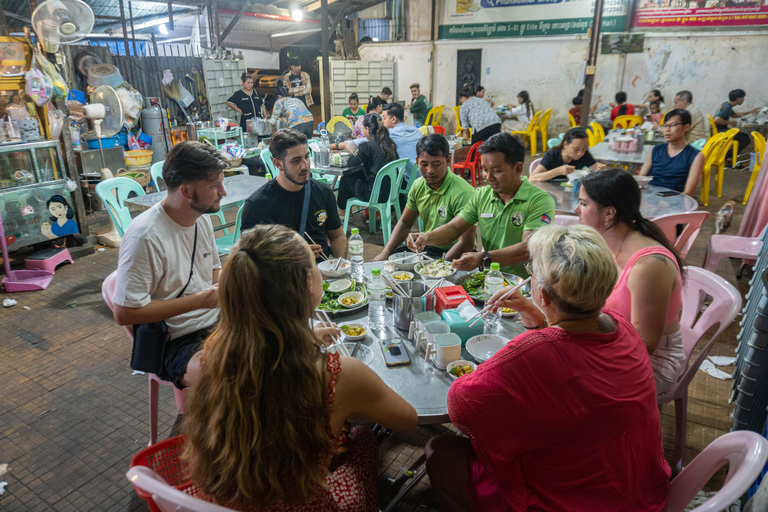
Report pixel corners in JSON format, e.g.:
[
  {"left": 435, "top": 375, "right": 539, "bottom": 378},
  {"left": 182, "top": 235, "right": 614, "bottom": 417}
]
[
  {"left": 183, "top": 225, "right": 332, "bottom": 510},
  {"left": 527, "top": 224, "right": 618, "bottom": 315}
]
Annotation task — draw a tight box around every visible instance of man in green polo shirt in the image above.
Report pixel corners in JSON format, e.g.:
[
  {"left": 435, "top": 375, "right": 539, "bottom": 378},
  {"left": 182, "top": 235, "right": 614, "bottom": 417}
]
[
  {"left": 407, "top": 83, "right": 432, "bottom": 126},
  {"left": 373, "top": 134, "right": 476, "bottom": 262},
  {"left": 409, "top": 133, "right": 555, "bottom": 277}
]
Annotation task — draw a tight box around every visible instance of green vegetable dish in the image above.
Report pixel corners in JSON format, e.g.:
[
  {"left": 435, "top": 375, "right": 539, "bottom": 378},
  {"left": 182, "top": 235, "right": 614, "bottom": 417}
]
[
  {"left": 460, "top": 270, "right": 509, "bottom": 300},
  {"left": 318, "top": 280, "right": 368, "bottom": 314}
]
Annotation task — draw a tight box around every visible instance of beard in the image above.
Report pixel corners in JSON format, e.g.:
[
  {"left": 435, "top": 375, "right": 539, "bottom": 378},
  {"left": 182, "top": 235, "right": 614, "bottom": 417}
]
[
  {"left": 283, "top": 167, "right": 309, "bottom": 186},
  {"left": 190, "top": 191, "right": 221, "bottom": 214}
]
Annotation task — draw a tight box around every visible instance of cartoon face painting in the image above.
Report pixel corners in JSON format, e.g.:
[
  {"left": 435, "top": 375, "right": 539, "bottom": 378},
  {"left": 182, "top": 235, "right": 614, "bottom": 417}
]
[{"left": 40, "top": 194, "right": 78, "bottom": 239}]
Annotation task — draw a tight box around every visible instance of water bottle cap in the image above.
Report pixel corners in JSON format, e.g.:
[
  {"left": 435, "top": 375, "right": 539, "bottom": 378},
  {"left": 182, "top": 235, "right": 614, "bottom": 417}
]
[
  {"left": 351, "top": 228, "right": 359, "bottom": 235},
  {"left": 371, "top": 268, "right": 381, "bottom": 276},
  {"left": 490, "top": 262, "right": 500, "bottom": 271}
]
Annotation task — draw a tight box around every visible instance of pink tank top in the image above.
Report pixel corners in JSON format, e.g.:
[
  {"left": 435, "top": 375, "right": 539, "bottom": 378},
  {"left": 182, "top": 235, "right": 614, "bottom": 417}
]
[{"left": 605, "top": 246, "right": 682, "bottom": 325}]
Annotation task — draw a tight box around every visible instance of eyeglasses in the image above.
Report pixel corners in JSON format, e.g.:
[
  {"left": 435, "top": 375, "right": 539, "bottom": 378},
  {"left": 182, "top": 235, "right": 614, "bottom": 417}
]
[
  {"left": 661, "top": 122, "right": 683, "bottom": 130},
  {"left": 524, "top": 260, "right": 535, "bottom": 277}
]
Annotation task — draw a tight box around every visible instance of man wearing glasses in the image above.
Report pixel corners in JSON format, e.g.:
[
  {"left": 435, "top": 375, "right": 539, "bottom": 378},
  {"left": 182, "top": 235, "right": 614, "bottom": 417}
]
[{"left": 638, "top": 108, "right": 704, "bottom": 197}]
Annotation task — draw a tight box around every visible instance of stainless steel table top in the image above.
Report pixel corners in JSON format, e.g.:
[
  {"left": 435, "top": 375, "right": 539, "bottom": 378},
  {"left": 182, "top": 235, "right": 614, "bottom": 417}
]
[
  {"left": 125, "top": 174, "right": 267, "bottom": 212},
  {"left": 311, "top": 163, "right": 363, "bottom": 177},
  {"left": 532, "top": 180, "right": 698, "bottom": 217},
  {"left": 589, "top": 142, "right": 652, "bottom": 166},
  {"left": 327, "top": 263, "right": 525, "bottom": 424}
]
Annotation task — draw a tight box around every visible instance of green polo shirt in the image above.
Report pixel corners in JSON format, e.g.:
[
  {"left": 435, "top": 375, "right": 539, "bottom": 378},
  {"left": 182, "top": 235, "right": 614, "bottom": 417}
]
[
  {"left": 407, "top": 171, "right": 476, "bottom": 251},
  {"left": 411, "top": 95, "right": 432, "bottom": 124},
  {"left": 458, "top": 177, "right": 555, "bottom": 277}
]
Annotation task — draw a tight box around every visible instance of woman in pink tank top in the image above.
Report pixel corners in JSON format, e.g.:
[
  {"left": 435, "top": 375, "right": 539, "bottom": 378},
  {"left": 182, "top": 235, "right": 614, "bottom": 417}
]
[{"left": 575, "top": 169, "right": 686, "bottom": 395}]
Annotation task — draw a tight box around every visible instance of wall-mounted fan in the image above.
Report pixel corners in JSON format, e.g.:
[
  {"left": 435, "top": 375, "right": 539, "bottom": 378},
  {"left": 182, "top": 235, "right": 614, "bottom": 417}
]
[{"left": 32, "top": 0, "right": 95, "bottom": 52}]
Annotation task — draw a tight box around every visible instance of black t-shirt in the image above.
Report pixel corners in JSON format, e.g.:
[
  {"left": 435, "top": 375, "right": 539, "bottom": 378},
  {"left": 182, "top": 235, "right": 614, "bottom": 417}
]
[
  {"left": 288, "top": 73, "right": 303, "bottom": 89},
  {"left": 369, "top": 96, "right": 387, "bottom": 109},
  {"left": 348, "top": 140, "right": 396, "bottom": 200},
  {"left": 227, "top": 89, "right": 264, "bottom": 130},
  {"left": 539, "top": 147, "right": 597, "bottom": 181},
  {"left": 240, "top": 178, "right": 342, "bottom": 258}
]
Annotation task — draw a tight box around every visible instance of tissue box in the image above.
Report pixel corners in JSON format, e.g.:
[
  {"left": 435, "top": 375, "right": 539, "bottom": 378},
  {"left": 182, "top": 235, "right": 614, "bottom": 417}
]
[
  {"left": 441, "top": 309, "right": 484, "bottom": 345},
  {"left": 434, "top": 285, "right": 474, "bottom": 314}
]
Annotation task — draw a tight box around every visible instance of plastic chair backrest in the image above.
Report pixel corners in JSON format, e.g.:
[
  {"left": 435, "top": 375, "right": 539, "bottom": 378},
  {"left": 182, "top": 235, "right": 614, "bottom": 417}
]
[
  {"left": 460, "top": 141, "right": 484, "bottom": 169},
  {"left": 651, "top": 211, "right": 711, "bottom": 259},
  {"left": 590, "top": 121, "right": 606, "bottom": 142},
  {"left": 95, "top": 177, "right": 146, "bottom": 237},
  {"left": 554, "top": 215, "right": 580, "bottom": 226},
  {"left": 666, "top": 267, "right": 741, "bottom": 397},
  {"left": 433, "top": 126, "right": 445, "bottom": 136},
  {"left": 715, "top": 129, "right": 739, "bottom": 162},
  {"left": 529, "top": 157, "right": 542, "bottom": 176},
  {"left": 525, "top": 111, "right": 542, "bottom": 133},
  {"left": 102, "top": 270, "right": 134, "bottom": 340},
  {"left": 547, "top": 138, "right": 561, "bottom": 149},
  {"left": 127, "top": 466, "right": 235, "bottom": 512},
  {"left": 453, "top": 105, "right": 463, "bottom": 136},
  {"left": 708, "top": 115, "right": 717, "bottom": 138},
  {"left": 150, "top": 161, "right": 165, "bottom": 191},
  {"left": 424, "top": 105, "right": 445, "bottom": 126},
  {"left": 538, "top": 108, "right": 553, "bottom": 131},
  {"left": 612, "top": 115, "right": 644, "bottom": 129},
  {"left": 360, "top": 104, "right": 367, "bottom": 111},
  {"left": 666, "top": 431, "right": 768, "bottom": 512},
  {"left": 752, "top": 131, "right": 766, "bottom": 165},
  {"left": 327, "top": 116, "right": 353, "bottom": 132},
  {"left": 568, "top": 112, "right": 577, "bottom": 128},
  {"left": 690, "top": 138, "right": 707, "bottom": 151},
  {"left": 260, "top": 148, "right": 279, "bottom": 177},
  {"left": 375, "top": 158, "right": 410, "bottom": 206},
  {"left": 702, "top": 133, "right": 725, "bottom": 161},
  {"left": 396, "top": 159, "right": 421, "bottom": 198}
]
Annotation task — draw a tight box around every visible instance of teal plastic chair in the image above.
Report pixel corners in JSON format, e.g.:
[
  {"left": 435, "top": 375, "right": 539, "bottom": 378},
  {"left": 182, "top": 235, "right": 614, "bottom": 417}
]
[
  {"left": 95, "top": 177, "right": 146, "bottom": 237},
  {"left": 209, "top": 204, "right": 245, "bottom": 254},
  {"left": 547, "top": 137, "right": 561, "bottom": 149},
  {"left": 395, "top": 160, "right": 420, "bottom": 219},
  {"left": 260, "top": 148, "right": 279, "bottom": 177},
  {"left": 150, "top": 161, "right": 165, "bottom": 191},
  {"left": 691, "top": 138, "right": 707, "bottom": 151},
  {"left": 343, "top": 158, "right": 410, "bottom": 244}
]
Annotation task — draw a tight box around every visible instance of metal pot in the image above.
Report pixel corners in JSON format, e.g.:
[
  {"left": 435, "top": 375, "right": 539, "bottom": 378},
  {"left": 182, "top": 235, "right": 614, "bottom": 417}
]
[
  {"left": 274, "top": 119, "right": 289, "bottom": 132},
  {"left": 247, "top": 118, "right": 270, "bottom": 136},
  {"left": 390, "top": 281, "right": 430, "bottom": 332}
]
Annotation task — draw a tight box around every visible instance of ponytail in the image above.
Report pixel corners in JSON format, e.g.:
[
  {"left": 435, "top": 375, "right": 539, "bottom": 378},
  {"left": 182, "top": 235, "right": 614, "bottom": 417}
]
[
  {"left": 363, "top": 113, "right": 399, "bottom": 162},
  {"left": 618, "top": 104, "right": 628, "bottom": 117},
  {"left": 633, "top": 217, "right": 685, "bottom": 276},
  {"left": 554, "top": 127, "right": 589, "bottom": 152}
]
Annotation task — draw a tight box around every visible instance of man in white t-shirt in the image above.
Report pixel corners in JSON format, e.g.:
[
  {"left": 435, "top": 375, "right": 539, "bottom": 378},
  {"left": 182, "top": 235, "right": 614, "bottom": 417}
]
[{"left": 112, "top": 141, "right": 226, "bottom": 389}]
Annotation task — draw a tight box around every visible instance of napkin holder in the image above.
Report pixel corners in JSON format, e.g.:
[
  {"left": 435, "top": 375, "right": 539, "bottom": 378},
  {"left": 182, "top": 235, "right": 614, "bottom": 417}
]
[
  {"left": 434, "top": 285, "right": 474, "bottom": 314},
  {"left": 440, "top": 308, "right": 484, "bottom": 345}
]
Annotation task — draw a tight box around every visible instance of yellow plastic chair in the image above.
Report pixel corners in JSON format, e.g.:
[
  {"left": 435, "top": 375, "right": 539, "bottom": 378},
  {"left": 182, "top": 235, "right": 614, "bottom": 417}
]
[
  {"left": 708, "top": 115, "right": 718, "bottom": 138},
  {"left": 568, "top": 112, "right": 577, "bottom": 128},
  {"left": 536, "top": 108, "right": 553, "bottom": 150},
  {"left": 612, "top": 115, "right": 644, "bottom": 129},
  {"left": 361, "top": 104, "right": 368, "bottom": 111},
  {"left": 713, "top": 128, "right": 740, "bottom": 198},
  {"left": 586, "top": 126, "right": 597, "bottom": 147},
  {"left": 700, "top": 133, "right": 726, "bottom": 206},
  {"left": 424, "top": 105, "right": 445, "bottom": 127},
  {"left": 744, "top": 132, "right": 766, "bottom": 205},
  {"left": 326, "top": 116, "right": 353, "bottom": 132},
  {"left": 590, "top": 122, "right": 606, "bottom": 145},
  {"left": 510, "top": 110, "right": 542, "bottom": 155},
  {"left": 707, "top": 115, "right": 738, "bottom": 163},
  {"left": 453, "top": 105, "right": 472, "bottom": 138}
]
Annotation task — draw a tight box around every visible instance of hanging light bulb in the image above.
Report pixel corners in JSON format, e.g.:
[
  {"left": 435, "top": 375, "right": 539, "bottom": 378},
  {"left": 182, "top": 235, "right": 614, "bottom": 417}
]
[{"left": 291, "top": 8, "right": 303, "bottom": 20}]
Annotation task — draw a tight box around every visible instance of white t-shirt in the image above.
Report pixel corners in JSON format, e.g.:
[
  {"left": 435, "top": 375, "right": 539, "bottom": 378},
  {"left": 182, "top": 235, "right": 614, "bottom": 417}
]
[
  {"left": 509, "top": 103, "right": 531, "bottom": 124},
  {"left": 113, "top": 202, "right": 221, "bottom": 339}
]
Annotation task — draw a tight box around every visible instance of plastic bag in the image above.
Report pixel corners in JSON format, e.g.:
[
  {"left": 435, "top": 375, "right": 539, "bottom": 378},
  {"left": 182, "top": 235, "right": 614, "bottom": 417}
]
[
  {"left": 25, "top": 58, "right": 53, "bottom": 106},
  {"left": 34, "top": 51, "right": 68, "bottom": 101},
  {"left": 127, "top": 131, "right": 140, "bottom": 151}
]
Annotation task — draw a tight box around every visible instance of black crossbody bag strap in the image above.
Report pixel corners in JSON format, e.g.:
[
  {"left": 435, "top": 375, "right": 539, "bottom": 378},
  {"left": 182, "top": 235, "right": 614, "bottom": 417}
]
[{"left": 176, "top": 224, "right": 198, "bottom": 299}]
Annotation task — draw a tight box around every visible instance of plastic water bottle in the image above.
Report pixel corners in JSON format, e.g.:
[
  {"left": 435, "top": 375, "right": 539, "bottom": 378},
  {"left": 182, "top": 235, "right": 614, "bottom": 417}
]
[
  {"left": 484, "top": 263, "right": 505, "bottom": 328},
  {"left": 320, "top": 130, "right": 331, "bottom": 167},
  {"left": 349, "top": 228, "right": 364, "bottom": 283},
  {"left": 368, "top": 268, "right": 387, "bottom": 330}
]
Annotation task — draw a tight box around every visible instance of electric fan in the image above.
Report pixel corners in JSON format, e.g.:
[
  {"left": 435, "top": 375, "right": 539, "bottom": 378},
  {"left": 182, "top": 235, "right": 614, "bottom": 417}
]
[{"left": 32, "top": 0, "right": 95, "bottom": 51}]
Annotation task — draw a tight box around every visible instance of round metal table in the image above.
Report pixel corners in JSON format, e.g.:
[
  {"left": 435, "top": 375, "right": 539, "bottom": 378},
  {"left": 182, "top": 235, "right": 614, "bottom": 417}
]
[
  {"left": 532, "top": 180, "right": 698, "bottom": 218},
  {"left": 325, "top": 262, "right": 524, "bottom": 425}
]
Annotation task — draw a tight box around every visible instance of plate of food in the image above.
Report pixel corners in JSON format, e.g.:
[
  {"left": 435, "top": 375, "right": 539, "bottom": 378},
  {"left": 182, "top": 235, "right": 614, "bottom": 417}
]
[
  {"left": 318, "top": 280, "right": 368, "bottom": 315},
  {"left": 446, "top": 360, "right": 477, "bottom": 379},
  {"left": 414, "top": 259, "right": 457, "bottom": 279},
  {"left": 340, "top": 323, "right": 368, "bottom": 341},
  {"left": 388, "top": 253, "right": 419, "bottom": 271},
  {"left": 500, "top": 307, "right": 517, "bottom": 318},
  {"left": 458, "top": 271, "right": 526, "bottom": 303},
  {"left": 392, "top": 271, "right": 414, "bottom": 281}
]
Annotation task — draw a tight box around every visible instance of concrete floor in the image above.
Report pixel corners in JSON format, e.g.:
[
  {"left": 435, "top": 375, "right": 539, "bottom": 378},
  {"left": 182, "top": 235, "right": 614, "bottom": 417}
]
[{"left": 0, "top": 152, "right": 759, "bottom": 511}]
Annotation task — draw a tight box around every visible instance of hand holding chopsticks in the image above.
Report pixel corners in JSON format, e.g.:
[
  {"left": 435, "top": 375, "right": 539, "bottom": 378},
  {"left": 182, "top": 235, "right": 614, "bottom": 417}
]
[
  {"left": 304, "top": 232, "right": 328, "bottom": 261},
  {"left": 468, "top": 277, "right": 532, "bottom": 327},
  {"left": 317, "top": 310, "right": 349, "bottom": 356}
]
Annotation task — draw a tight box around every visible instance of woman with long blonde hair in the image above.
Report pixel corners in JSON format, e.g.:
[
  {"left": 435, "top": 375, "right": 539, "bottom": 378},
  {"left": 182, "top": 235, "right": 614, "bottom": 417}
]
[{"left": 183, "top": 224, "right": 417, "bottom": 511}]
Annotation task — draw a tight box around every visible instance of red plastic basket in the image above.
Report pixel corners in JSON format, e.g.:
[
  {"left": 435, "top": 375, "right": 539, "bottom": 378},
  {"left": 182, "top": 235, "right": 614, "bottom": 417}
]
[{"left": 129, "top": 434, "right": 193, "bottom": 512}]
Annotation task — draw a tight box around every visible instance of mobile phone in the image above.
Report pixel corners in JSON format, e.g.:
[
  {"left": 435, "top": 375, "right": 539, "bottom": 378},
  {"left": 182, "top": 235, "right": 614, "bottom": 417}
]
[
  {"left": 379, "top": 338, "right": 411, "bottom": 367},
  {"left": 656, "top": 191, "right": 680, "bottom": 197}
]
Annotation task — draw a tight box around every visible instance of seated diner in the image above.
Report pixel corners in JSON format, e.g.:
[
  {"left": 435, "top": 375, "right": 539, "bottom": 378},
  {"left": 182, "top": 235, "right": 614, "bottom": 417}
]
[
  {"left": 529, "top": 127, "right": 604, "bottom": 182},
  {"left": 610, "top": 91, "right": 635, "bottom": 121}
]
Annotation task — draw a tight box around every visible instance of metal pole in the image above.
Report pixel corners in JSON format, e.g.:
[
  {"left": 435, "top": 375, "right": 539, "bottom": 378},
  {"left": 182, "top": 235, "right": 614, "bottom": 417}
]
[
  {"left": 0, "top": 9, "right": 10, "bottom": 37},
  {"left": 212, "top": 0, "right": 221, "bottom": 46},
  {"left": 118, "top": 0, "right": 131, "bottom": 57},
  {"left": 128, "top": 1, "right": 138, "bottom": 56},
  {"left": 321, "top": 0, "right": 331, "bottom": 122},
  {"left": 579, "top": 0, "right": 604, "bottom": 129},
  {"left": 151, "top": 31, "right": 160, "bottom": 56}
]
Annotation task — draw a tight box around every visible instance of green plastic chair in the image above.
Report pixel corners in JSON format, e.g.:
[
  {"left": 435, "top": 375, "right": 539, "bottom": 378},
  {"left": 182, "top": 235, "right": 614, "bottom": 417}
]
[
  {"left": 343, "top": 158, "right": 410, "bottom": 244},
  {"left": 95, "top": 177, "right": 146, "bottom": 237},
  {"left": 547, "top": 137, "right": 561, "bottom": 149},
  {"left": 150, "top": 161, "right": 165, "bottom": 191},
  {"left": 691, "top": 138, "right": 707, "bottom": 151},
  {"left": 395, "top": 160, "right": 420, "bottom": 219},
  {"left": 260, "top": 148, "right": 279, "bottom": 177},
  {"left": 209, "top": 204, "right": 245, "bottom": 254}
]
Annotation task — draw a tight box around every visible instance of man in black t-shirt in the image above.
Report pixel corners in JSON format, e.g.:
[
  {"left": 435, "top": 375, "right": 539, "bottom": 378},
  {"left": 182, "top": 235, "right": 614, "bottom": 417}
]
[
  {"left": 240, "top": 129, "right": 347, "bottom": 261},
  {"left": 369, "top": 87, "right": 393, "bottom": 110}
]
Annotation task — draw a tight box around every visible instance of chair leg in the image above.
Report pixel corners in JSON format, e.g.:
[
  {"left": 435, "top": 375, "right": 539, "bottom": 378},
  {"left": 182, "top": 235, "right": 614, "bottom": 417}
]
[
  {"left": 674, "top": 394, "right": 688, "bottom": 473},
  {"left": 148, "top": 375, "right": 160, "bottom": 446},
  {"left": 702, "top": 244, "right": 724, "bottom": 273},
  {"left": 369, "top": 205, "right": 377, "bottom": 234},
  {"left": 343, "top": 206, "right": 352, "bottom": 236},
  {"left": 701, "top": 166, "right": 710, "bottom": 206},
  {"left": 744, "top": 163, "right": 761, "bottom": 205},
  {"left": 732, "top": 141, "right": 738, "bottom": 165},
  {"left": 382, "top": 208, "right": 392, "bottom": 245},
  {"left": 530, "top": 133, "right": 537, "bottom": 156}
]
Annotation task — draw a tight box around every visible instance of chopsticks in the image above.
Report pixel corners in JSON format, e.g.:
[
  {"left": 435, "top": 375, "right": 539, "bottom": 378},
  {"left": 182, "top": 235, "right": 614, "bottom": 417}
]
[
  {"left": 468, "top": 277, "right": 532, "bottom": 327},
  {"left": 422, "top": 278, "right": 445, "bottom": 297},
  {"left": 317, "top": 310, "right": 349, "bottom": 356},
  {"left": 304, "top": 232, "right": 328, "bottom": 261},
  {"left": 381, "top": 272, "right": 409, "bottom": 298}
]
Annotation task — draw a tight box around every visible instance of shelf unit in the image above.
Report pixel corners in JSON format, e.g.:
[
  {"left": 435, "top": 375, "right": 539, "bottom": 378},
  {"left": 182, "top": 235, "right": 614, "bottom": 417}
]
[{"left": 202, "top": 58, "right": 247, "bottom": 126}]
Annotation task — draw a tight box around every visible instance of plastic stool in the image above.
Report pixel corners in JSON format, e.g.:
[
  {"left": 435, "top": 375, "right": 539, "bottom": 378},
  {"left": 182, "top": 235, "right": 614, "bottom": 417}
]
[{"left": 25, "top": 246, "right": 73, "bottom": 273}]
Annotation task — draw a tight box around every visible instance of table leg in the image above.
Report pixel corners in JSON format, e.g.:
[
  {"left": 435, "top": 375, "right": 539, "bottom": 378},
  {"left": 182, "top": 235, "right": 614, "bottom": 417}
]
[{"left": 381, "top": 467, "right": 428, "bottom": 512}]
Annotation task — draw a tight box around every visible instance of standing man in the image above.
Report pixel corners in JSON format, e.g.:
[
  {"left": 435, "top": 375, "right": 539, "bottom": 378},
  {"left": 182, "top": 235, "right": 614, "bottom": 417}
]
[
  {"left": 280, "top": 57, "right": 313, "bottom": 107},
  {"left": 407, "top": 83, "right": 432, "bottom": 126},
  {"left": 714, "top": 89, "right": 760, "bottom": 159},
  {"left": 373, "top": 134, "right": 476, "bottom": 261},
  {"left": 112, "top": 141, "right": 225, "bottom": 390},
  {"left": 409, "top": 133, "right": 555, "bottom": 277},
  {"left": 369, "top": 87, "right": 393, "bottom": 110},
  {"left": 673, "top": 90, "right": 708, "bottom": 144},
  {"left": 240, "top": 129, "right": 347, "bottom": 262}
]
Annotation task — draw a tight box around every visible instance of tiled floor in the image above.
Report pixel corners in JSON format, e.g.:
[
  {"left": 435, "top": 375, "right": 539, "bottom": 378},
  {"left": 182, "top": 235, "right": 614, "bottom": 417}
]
[{"left": 0, "top": 155, "right": 757, "bottom": 511}]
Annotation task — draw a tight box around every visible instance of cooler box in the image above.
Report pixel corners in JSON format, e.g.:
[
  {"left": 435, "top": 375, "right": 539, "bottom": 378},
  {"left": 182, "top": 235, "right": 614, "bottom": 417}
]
[{"left": 434, "top": 285, "right": 474, "bottom": 315}]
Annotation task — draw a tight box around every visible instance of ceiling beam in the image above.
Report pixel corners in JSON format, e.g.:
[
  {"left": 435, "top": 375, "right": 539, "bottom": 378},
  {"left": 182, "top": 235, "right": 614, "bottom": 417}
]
[
  {"left": 3, "top": 10, "right": 30, "bottom": 24},
  {"left": 306, "top": 0, "right": 339, "bottom": 12},
  {"left": 219, "top": 0, "right": 250, "bottom": 42},
  {"left": 341, "top": 0, "right": 384, "bottom": 16}
]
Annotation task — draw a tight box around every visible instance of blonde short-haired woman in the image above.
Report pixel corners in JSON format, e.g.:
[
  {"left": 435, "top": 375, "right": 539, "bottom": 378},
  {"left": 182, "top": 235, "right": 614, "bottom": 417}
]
[{"left": 425, "top": 224, "right": 670, "bottom": 512}]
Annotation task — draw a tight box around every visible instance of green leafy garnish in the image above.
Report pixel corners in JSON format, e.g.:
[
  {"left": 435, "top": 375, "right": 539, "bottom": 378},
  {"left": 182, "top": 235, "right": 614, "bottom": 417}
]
[{"left": 317, "top": 281, "right": 367, "bottom": 314}]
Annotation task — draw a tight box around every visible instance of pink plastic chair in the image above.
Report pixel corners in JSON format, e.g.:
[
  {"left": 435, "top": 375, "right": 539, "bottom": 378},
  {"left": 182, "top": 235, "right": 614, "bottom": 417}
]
[
  {"left": 667, "top": 431, "right": 768, "bottom": 512},
  {"left": 127, "top": 466, "right": 235, "bottom": 511},
  {"left": 703, "top": 235, "right": 761, "bottom": 273},
  {"left": 528, "top": 157, "right": 542, "bottom": 176},
  {"left": 554, "top": 215, "right": 580, "bottom": 226},
  {"left": 102, "top": 270, "right": 186, "bottom": 446},
  {"left": 652, "top": 211, "right": 711, "bottom": 260},
  {"left": 657, "top": 267, "right": 742, "bottom": 473}
]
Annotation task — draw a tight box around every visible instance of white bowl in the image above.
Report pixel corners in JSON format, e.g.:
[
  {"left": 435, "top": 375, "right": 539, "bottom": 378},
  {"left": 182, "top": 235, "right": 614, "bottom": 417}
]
[
  {"left": 633, "top": 175, "right": 653, "bottom": 189},
  {"left": 388, "top": 253, "right": 419, "bottom": 271},
  {"left": 327, "top": 279, "right": 352, "bottom": 293},
  {"left": 446, "top": 359, "right": 477, "bottom": 379},
  {"left": 392, "top": 271, "right": 414, "bottom": 282},
  {"left": 500, "top": 307, "right": 517, "bottom": 318},
  {"left": 340, "top": 323, "right": 368, "bottom": 341},
  {"left": 338, "top": 291, "right": 364, "bottom": 309},
  {"left": 318, "top": 258, "right": 350, "bottom": 278},
  {"left": 466, "top": 334, "right": 508, "bottom": 363}
]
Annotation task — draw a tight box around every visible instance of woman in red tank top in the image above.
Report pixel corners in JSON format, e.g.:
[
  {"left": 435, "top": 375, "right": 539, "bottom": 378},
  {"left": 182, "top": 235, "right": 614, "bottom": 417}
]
[{"left": 575, "top": 169, "right": 686, "bottom": 395}]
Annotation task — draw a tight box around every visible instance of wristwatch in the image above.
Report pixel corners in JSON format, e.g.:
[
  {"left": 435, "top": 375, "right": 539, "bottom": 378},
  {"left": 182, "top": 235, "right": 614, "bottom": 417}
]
[{"left": 481, "top": 251, "right": 493, "bottom": 270}]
